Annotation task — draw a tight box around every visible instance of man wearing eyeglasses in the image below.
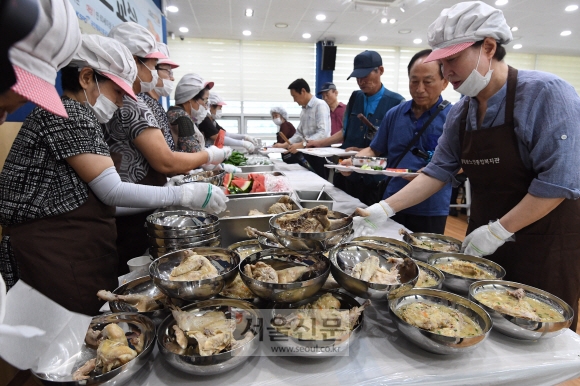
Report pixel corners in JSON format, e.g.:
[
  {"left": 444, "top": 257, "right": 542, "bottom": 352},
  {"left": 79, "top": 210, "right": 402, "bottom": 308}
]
[{"left": 307, "top": 50, "right": 404, "bottom": 205}]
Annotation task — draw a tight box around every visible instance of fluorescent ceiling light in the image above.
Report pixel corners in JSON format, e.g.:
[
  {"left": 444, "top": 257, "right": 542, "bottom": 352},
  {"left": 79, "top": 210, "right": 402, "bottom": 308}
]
[
  {"left": 495, "top": 0, "right": 508, "bottom": 5},
  {"left": 561, "top": 30, "right": 572, "bottom": 36},
  {"left": 398, "top": 29, "right": 412, "bottom": 34},
  {"left": 413, "top": 38, "right": 422, "bottom": 44},
  {"left": 275, "top": 23, "right": 288, "bottom": 28},
  {"left": 565, "top": 5, "right": 578, "bottom": 11},
  {"left": 513, "top": 44, "right": 522, "bottom": 49},
  {"left": 511, "top": 26, "right": 518, "bottom": 31},
  {"left": 166, "top": 5, "right": 178, "bottom": 12},
  {"left": 243, "top": 30, "right": 252, "bottom": 36},
  {"left": 179, "top": 27, "right": 188, "bottom": 33},
  {"left": 302, "top": 33, "right": 311, "bottom": 39},
  {"left": 400, "top": 6, "right": 405, "bottom": 12},
  {"left": 245, "top": 9, "right": 254, "bottom": 17},
  {"left": 381, "top": 17, "right": 388, "bottom": 24},
  {"left": 316, "top": 14, "right": 326, "bottom": 21},
  {"left": 359, "top": 35, "right": 368, "bottom": 41},
  {"left": 389, "top": 18, "right": 397, "bottom": 24}
]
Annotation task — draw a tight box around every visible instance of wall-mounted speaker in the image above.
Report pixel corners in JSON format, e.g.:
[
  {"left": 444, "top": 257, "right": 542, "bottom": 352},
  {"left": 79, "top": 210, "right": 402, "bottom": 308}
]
[{"left": 321, "top": 45, "right": 337, "bottom": 71}]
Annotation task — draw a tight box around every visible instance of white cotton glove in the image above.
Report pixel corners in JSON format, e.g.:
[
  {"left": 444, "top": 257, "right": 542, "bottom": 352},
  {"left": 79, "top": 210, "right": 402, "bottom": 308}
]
[
  {"left": 165, "top": 175, "right": 186, "bottom": 187},
  {"left": 241, "top": 140, "right": 255, "bottom": 153},
  {"left": 179, "top": 182, "right": 228, "bottom": 214},
  {"left": 205, "top": 145, "right": 233, "bottom": 165},
  {"left": 462, "top": 220, "right": 514, "bottom": 257},
  {"left": 244, "top": 135, "right": 260, "bottom": 146},
  {"left": 352, "top": 201, "right": 395, "bottom": 238}
]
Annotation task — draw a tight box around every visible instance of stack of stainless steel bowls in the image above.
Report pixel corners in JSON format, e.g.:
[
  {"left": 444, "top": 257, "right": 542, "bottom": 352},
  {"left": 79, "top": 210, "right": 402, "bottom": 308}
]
[{"left": 146, "top": 210, "right": 221, "bottom": 259}]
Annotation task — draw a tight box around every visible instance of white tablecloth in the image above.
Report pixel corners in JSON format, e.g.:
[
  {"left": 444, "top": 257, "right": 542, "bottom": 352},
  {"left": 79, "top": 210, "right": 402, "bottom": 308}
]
[{"left": 126, "top": 162, "right": 580, "bottom": 386}]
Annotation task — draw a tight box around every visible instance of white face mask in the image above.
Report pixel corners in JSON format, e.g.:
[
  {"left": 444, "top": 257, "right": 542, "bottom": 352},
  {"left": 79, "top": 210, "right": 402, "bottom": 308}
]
[
  {"left": 154, "top": 79, "right": 175, "bottom": 97},
  {"left": 212, "top": 110, "right": 223, "bottom": 119},
  {"left": 138, "top": 60, "right": 159, "bottom": 93},
  {"left": 83, "top": 78, "right": 118, "bottom": 123},
  {"left": 273, "top": 118, "right": 283, "bottom": 126},
  {"left": 190, "top": 101, "right": 208, "bottom": 123},
  {"left": 455, "top": 46, "right": 493, "bottom": 98}
]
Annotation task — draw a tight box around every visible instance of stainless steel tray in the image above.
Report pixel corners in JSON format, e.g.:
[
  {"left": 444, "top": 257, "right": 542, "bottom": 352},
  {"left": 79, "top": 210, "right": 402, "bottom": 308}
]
[
  {"left": 239, "top": 164, "right": 275, "bottom": 172},
  {"left": 296, "top": 190, "right": 334, "bottom": 210},
  {"left": 219, "top": 194, "right": 301, "bottom": 246}
]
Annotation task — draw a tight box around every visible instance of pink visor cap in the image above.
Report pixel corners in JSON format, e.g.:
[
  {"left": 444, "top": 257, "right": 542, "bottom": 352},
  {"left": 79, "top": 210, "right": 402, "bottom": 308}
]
[
  {"left": 157, "top": 42, "right": 179, "bottom": 68},
  {"left": 424, "top": 1, "right": 512, "bottom": 62}
]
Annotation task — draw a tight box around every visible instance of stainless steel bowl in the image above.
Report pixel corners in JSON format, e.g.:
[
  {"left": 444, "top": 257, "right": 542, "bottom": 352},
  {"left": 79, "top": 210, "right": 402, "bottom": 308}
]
[
  {"left": 157, "top": 299, "right": 261, "bottom": 375},
  {"left": 146, "top": 210, "right": 219, "bottom": 232},
  {"left": 329, "top": 242, "right": 419, "bottom": 300},
  {"left": 351, "top": 236, "right": 412, "bottom": 257},
  {"left": 469, "top": 280, "right": 573, "bottom": 340},
  {"left": 427, "top": 253, "right": 506, "bottom": 294},
  {"left": 269, "top": 290, "right": 365, "bottom": 357},
  {"left": 32, "top": 313, "right": 155, "bottom": 385},
  {"left": 413, "top": 260, "right": 444, "bottom": 290},
  {"left": 239, "top": 249, "right": 330, "bottom": 303},
  {"left": 389, "top": 288, "right": 492, "bottom": 355},
  {"left": 227, "top": 239, "right": 263, "bottom": 260},
  {"left": 149, "top": 247, "right": 239, "bottom": 301},
  {"left": 109, "top": 276, "right": 186, "bottom": 326},
  {"left": 269, "top": 210, "right": 353, "bottom": 253},
  {"left": 148, "top": 230, "right": 221, "bottom": 248},
  {"left": 257, "top": 234, "right": 282, "bottom": 249},
  {"left": 175, "top": 170, "right": 225, "bottom": 187},
  {"left": 400, "top": 232, "right": 462, "bottom": 262},
  {"left": 147, "top": 222, "right": 220, "bottom": 238},
  {"left": 148, "top": 235, "right": 222, "bottom": 260}
]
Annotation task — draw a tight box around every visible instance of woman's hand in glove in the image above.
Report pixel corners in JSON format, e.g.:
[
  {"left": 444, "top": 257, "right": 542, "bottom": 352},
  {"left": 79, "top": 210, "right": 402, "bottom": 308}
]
[
  {"left": 462, "top": 220, "right": 513, "bottom": 257},
  {"left": 179, "top": 182, "right": 228, "bottom": 213},
  {"left": 351, "top": 201, "right": 395, "bottom": 238},
  {"left": 165, "top": 175, "right": 185, "bottom": 187},
  {"left": 244, "top": 135, "right": 260, "bottom": 146},
  {"left": 205, "top": 145, "right": 233, "bottom": 165},
  {"left": 242, "top": 140, "right": 255, "bottom": 153}
]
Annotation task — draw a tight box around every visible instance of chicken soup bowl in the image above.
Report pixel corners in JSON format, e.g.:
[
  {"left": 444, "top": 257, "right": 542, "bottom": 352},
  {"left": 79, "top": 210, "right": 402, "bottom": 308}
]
[
  {"left": 413, "top": 260, "right": 445, "bottom": 290},
  {"left": 389, "top": 288, "right": 492, "bottom": 355},
  {"left": 239, "top": 249, "right": 330, "bottom": 303},
  {"left": 469, "top": 280, "right": 573, "bottom": 340},
  {"left": 351, "top": 236, "right": 412, "bottom": 258},
  {"left": 32, "top": 313, "right": 155, "bottom": 385},
  {"left": 427, "top": 253, "right": 506, "bottom": 294},
  {"left": 400, "top": 232, "right": 461, "bottom": 262},
  {"left": 269, "top": 209, "right": 353, "bottom": 253},
  {"left": 329, "top": 242, "right": 419, "bottom": 300},
  {"left": 157, "top": 299, "right": 261, "bottom": 375},
  {"left": 150, "top": 247, "right": 239, "bottom": 302}
]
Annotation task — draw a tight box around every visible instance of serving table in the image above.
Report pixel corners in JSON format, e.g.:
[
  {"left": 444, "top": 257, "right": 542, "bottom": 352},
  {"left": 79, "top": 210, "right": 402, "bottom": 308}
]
[{"left": 127, "top": 161, "right": 580, "bottom": 386}]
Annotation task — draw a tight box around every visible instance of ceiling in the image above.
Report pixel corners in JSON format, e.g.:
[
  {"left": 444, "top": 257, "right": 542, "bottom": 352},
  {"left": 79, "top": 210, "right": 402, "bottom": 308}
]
[{"left": 164, "top": 0, "right": 580, "bottom": 56}]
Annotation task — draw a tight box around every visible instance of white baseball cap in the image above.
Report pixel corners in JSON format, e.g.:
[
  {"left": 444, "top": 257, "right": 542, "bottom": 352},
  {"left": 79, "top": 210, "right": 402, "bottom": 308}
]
[
  {"left": 425, "top": 1, "right": 512, "bottom": 63},
  {"left": 9, "top": 0, "right": 82, "bottom": 117},
  {"left": 157, "top": 42, "right": 179, "bottom": 69},
  {"left": 107, "top": 22, "right": 167, "bottom": 59},
  {"left": 174, "top": 73, "right": 214, "bottom": 105},
  {"left": 69, "top": 34, "right": 137, "bottom": 101},
  {"left": 208, "top": 92, "right": 226, "bottom": 106}
]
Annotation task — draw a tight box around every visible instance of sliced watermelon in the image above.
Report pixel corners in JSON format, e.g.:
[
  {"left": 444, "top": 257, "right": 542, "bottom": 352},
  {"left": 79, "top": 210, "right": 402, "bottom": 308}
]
[
  {"left": 231, "top": 179, "right": 249, "bottom": 189},
  {"left": 223, "top": 172, "right": 233, "bottom": 188},
  {"left": 250, "top": 174, "right": 266, "bottom": 193},
  {"left": 240, "top": 180, "right": 253, "bottom": 193}
]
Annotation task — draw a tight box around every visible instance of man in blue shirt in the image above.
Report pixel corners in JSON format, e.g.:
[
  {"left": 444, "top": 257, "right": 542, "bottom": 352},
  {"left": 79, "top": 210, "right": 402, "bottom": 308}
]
[
  {"left": 344, "top": 49, "right": 452, "bottom": 233},
  {"left": 307, "top": 50, "right": 404, "bottom": 205}
]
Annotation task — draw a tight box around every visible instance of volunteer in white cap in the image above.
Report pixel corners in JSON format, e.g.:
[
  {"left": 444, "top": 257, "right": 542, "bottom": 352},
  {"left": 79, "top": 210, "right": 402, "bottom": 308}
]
[
  {"left": 197, "top": 91, "right": 260, "bottom": 152},
  {"left": 0, "top": 35, "right": 226, "bottom": 314},
  {"left": 0, "top": 0, "right": 81, "bottom": 125},
  {"left": 353, "top": 1, "right": 580, "bottom": 328},
  {"left": 141, "top": 42, "right": 177, "bottom": 151},
  {"left": 105, "top": 24, "right": 231, "bottom": 272},
  {"left": 270, "top": 106, "right": 296, "bottom": 145}
]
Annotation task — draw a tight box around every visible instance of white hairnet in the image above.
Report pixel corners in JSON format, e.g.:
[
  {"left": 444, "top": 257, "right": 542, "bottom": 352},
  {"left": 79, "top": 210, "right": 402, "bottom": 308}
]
[{"left": 270, "top": 106, "right": 288, "bottom": 121}]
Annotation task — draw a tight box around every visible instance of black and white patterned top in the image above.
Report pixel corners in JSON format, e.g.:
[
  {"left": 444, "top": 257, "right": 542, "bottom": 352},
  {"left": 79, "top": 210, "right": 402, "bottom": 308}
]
[
  {"left": 0, "top": 97, "right": 109, "bottom": 227},
  {"left": 104, "top": 94, "right": 160, "bottom": 183},
  {"left": 140, "top": 92, "right": 175, "bottom": 151}
]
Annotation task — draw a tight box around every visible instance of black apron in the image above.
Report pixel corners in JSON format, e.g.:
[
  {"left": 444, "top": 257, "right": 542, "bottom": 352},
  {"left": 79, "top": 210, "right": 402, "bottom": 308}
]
[
  {"left": 460, "top": 66, "right": 580, "bottom": 329},
  {"left": 8, "top": 191, "right": 118, "bottom": 315}
]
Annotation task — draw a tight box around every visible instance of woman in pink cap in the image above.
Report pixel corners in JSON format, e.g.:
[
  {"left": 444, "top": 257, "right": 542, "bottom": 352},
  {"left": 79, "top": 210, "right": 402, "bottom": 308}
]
[
  {"left": 105, "top": 23, "right": 231, "bottom": 272},
  {"left": 354, "top": 1, "right": 580, "bottom": 328},
  {"left": 0, "top": 35, "right": 227, "bottom": 314},
  {"left": 0, "top": 0, "right": 81, "bottom": 125}
]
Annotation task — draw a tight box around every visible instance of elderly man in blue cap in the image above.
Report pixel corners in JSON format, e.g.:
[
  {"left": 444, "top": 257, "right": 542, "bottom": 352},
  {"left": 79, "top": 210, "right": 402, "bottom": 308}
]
[{"left": 308, "top": 50, "right": 404, "bottom": 205}]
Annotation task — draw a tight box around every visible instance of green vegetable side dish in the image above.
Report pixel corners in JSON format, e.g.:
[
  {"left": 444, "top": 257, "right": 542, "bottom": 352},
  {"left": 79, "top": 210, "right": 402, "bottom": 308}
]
[
  {"left": 224, "top": 151, "right": 248, "bottom": 166},
  {"left": 360, "top": 164, "right": 385, "bottom": 171}
]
